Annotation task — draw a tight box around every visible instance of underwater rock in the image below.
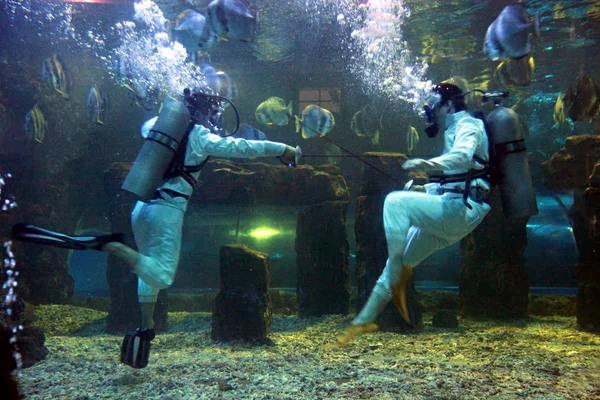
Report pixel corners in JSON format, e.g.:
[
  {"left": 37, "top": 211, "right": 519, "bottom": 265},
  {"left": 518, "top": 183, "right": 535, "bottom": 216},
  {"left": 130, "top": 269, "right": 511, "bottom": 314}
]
[
  {"left": 542, "top": 135, "right": 600, "bottom": 189},
  {"left": 459, "top": 188, "right": 530, "bottom": 319},
  {"left": 17, "top": 325, "right": 48, "bottom": 368},
  {"left": 296, "top": 201, "right": 351, "bottom": 317},
  {"left": 211, "top": 245, "right": 272, "bottom": 342},
  {"left": 544, "top": 136, "right": 600, "bottom": 331},
  {"left": 574, "top": 165, "right": 600, "bottom": 332},
  {"left": 0, "top": 325, "right": 21, "bottom": 399},
  {"left": 359, "top": 152, "right": 410, "bottom": 196},
  {"left": 432, "top": 310, "right": 459, "bottom": 328},
  {"left": 197, "top": 161, "right": 350, "bottom": 206}
]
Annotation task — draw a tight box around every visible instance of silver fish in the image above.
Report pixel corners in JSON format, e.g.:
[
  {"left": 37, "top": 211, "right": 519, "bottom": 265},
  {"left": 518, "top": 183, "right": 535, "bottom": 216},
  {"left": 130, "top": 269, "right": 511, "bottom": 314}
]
[
  {"left": 87, "top": 85, "right": 110, "bottom": 125},
  {"left": 202, "top": 64, "right": 237, "bottom": 103},
  {"left": 351, "top": 106, "right": 382, "bottom": 145},
  {"left": 171, "top": 9, "right": 220, "bottom": 54},
  {"left": 24, "top": 104, "right": 47, "bottom": 144},
  {"left": 232, "top": 123, "right": 267, "bottom": 140},
  {"left": 255, "top": 96, "right": 293, "bottom": 127},
  {"left": 207, "top": 0, "right": 258, "bottom": 42},
  {"left": 295, "top": 105, "right": 335, "bottom": 139},
  {"left": 324, "top": 143, "right": 342, "bottom": 165},
  {"left": 484, "top": 4, "right": 540, "bottom": 60}
]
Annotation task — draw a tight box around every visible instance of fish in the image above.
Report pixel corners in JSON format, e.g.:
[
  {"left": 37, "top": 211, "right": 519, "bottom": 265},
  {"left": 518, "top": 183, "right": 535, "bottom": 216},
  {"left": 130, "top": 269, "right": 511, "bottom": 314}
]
[
  {"left": 232, "top": 123, "right": 267, "bottom": 140},
  {"left": 207, "top": 0, "right": 259, "bottom": 42},
  {"left": 406, "top": 125, "right": 419, "bottom": 154},
  {"left": 567, "top": 75, "right": 599, "bottom": 121},
  {"left": 87, "top": 85, "right": 110, "bottom": 125},
  {"left": 553, "top": 92, "right": 566, "bottom": 126},
  {"left": 295, "top": 105, "right": 335, "bottom": 139},
  {"left": 24, "top": 104, "right": 47, "bottom": 144},
  {"left": 202, "top": 64, "right": 237, "bottom": 103},
  {"left": 351, "top": 106, "right": 382, "bottom": 145},
  {"left": 483, "top": 4, "right": 540, "bottom": 60},
  {"left": 41, "top": 54, "right": 71, "bottom": 100},
  {"left": 493, "top": 55, "right": 535, "bottom": 89},
  {"left": 169, "top": 9, "right": 220, "bottom": 54},
  {"left": 324, "top": 143, "right": 342, "bottom": 165},
  {"left": 255, "top": 96, "right": 293, "bottom": 127},
  {"left": 113, "top": 52, "right": 156, "bottom": 111}
]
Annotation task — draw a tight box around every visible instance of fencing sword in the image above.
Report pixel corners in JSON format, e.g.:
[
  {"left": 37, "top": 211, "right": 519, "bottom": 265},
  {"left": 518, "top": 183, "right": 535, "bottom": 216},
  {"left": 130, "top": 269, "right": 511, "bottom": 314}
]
[{"left": 297, "top": 135, "right": 436, "bottom": 186}]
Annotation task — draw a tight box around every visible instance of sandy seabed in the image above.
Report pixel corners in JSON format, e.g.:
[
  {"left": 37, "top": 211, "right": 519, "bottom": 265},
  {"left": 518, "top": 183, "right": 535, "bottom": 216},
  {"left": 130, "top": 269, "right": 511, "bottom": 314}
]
[{"left": 16, "top": 305, "right": 600, "bottom": 400}]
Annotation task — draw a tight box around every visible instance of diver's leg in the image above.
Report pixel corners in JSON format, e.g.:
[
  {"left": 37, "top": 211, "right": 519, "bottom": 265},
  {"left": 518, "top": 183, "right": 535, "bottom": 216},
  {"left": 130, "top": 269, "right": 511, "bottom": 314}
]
[
  {"left": 140, "top": 302, "right": 156, "bottom": 330},
  {"left": 103, "top": 242, "right": 141, "bottom": 269},
  {"left": 381, "top": 192, "right": 446, "bottom": 324},
  {"left": 138, "top": 278, "right": 159, "bottom": 330}
]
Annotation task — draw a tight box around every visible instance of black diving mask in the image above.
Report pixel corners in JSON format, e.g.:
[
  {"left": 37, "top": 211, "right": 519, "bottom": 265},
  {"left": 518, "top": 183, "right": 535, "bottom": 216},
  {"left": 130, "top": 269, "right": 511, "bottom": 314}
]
[{"left": 183, "top": 88, "right": 240, "bottom": 136}]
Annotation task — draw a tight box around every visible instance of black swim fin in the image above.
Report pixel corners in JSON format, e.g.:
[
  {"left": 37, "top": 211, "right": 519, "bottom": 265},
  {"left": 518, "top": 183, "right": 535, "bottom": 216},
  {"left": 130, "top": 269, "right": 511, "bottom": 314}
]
[{"left": 11, "top": 223, "right": 124, "bottom": 251}]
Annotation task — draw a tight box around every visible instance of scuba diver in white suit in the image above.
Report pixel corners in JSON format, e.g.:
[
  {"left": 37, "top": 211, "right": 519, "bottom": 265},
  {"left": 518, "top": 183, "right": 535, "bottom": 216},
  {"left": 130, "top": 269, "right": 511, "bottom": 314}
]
[{"left": 336, "top": 82, "right": 493, "bottom": 345}]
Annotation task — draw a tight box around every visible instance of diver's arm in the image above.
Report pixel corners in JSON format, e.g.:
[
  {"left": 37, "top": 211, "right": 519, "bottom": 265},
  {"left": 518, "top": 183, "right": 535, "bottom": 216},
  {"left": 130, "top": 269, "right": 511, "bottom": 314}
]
[
  {"left": 191, "top": 129, "right": 287, "bottom": 159},
  {"left": 403, "top": 124, "right": 480, "bottom": 171}
]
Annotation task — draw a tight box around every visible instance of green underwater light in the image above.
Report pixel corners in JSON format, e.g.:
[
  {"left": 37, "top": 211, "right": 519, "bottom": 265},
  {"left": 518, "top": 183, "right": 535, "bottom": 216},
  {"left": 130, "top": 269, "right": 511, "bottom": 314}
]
[{"left": 249, "top": 227, "right": 280, "bottom": 239}]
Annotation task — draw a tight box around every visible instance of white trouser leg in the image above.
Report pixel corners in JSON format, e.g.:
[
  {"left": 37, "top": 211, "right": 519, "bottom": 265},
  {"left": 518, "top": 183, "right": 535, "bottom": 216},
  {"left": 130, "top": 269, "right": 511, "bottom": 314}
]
[
  {"left": 132, "top": 199, "right": 185, "bottom": 302},
  {"left": 352, "top": 290, "right": 389, "bottom": 325}
]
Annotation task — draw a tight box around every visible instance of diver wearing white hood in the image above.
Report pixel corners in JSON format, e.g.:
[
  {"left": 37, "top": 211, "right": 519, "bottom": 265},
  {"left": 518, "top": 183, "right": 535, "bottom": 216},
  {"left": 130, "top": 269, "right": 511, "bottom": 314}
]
[
  {"left": 104, "top": 90, "right": 299, "bottom": 368},
  {"left": 336, "top": 82, "right": 492, "bottom": 345}
]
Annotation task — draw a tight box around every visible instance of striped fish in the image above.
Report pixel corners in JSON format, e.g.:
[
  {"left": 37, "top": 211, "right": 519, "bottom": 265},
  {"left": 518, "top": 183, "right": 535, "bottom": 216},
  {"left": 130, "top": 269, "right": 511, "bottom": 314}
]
[
  {"left": 207, "top": 0, "right": 258, "bottom": 42},
  {"left": 87, "top": 85, "right": 110, "bottom": 125},
  {"left": 41, "top": 54, "right": 71, "bottom": 100},
  {"left": 202, "top": 65, "right": 237, "bottom": 105},
  {"left": 295, "top": 105, "right": 335, "bottom": 139},
  {"left": 24, "top": 104, "right": 48, "bottom": 144}
]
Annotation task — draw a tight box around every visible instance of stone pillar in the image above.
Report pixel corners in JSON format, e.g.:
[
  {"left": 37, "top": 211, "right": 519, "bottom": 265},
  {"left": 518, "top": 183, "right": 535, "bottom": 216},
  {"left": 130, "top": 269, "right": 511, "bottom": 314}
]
[
  {"left": 211, "top": 245, "right": 272, "bottom": 342},
  {"left": 574, "top": 162, "right": 600, "bottom": 331},
  {"left": 103, "top": 163, "right": 168, "bottom": 333},
  {"left": 353, "top": 152, "right": 420, "bottom": 330},
  {"left": 296, "top": 201, "right": 351, "bottom": 316},
  {"left": 458, "top": 188, "right": 530, "bottom": 319},
  {"left": 543, "top": 136, "right": 600, "bottom": 331}
]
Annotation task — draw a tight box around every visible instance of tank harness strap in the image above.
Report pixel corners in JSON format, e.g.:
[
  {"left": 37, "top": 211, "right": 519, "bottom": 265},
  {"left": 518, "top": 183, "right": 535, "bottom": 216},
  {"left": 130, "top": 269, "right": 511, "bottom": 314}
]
[
  {"left": 146, "top": 129, "right": 180, "bottom": 152},
  {"left": 429, "top": 166, "right": 490, "bottom": 208},
  {"left": 495, "top": 139, "right": 526, "bottom": 159},
  {"left": 428, "top": 168, "right": 489, "bottom": 185},
  {"left": 180, "top": 156, "right": 211, "bottom": 187}
]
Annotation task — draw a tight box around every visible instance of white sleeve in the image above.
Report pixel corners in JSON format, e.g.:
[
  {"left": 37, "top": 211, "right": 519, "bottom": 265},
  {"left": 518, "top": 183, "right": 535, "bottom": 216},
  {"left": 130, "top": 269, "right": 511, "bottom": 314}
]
[
  {"left": 422, "top": 120, "right": 481, "bottom": 171},
  {"left": 188, "top": 126, "right": 287, "bottom": 159},
  {"left": 140, "top": 116, "right": 159, "bottom": 139}
]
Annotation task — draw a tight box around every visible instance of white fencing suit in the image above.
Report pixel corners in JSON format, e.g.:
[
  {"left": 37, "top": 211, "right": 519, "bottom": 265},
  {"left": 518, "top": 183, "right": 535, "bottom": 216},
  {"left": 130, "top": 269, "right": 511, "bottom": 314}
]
[
  {"left": 353, "top": 110, "right": 491, "bottom": 325},
  {"left": 132, "top": 117, "right": 287, "bottom": 303}
]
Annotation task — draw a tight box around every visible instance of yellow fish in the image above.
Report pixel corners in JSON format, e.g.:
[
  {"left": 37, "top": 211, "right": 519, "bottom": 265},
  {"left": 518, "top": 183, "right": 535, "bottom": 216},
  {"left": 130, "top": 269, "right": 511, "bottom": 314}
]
[
  {"left": 553, "top": 92, "right": 565, "bottom": 126},
  {"left": 494, "top": 55, "right": 535, "bottom": 89},
  {"left": 406, "top": 126, "right": 419, "bottom": 154},
  {"left": 25, "top": 104, "right": 48, "bottom": 143}
]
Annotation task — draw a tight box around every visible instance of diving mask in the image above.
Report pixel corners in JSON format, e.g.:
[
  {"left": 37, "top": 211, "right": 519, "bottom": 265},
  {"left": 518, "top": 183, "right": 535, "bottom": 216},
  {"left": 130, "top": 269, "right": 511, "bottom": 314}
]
[{"left": 422, "top": 91, "right": 442, "bottom": 124}]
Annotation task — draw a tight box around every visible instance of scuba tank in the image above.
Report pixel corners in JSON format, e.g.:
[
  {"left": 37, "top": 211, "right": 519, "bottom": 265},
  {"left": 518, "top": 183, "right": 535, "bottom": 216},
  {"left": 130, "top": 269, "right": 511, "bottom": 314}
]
[
  {"left": 485, "top": 105, "right": 538, "bottom": 218},
  {"left": 121, "top": 96, "right": 192, "bottom": 202}
]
